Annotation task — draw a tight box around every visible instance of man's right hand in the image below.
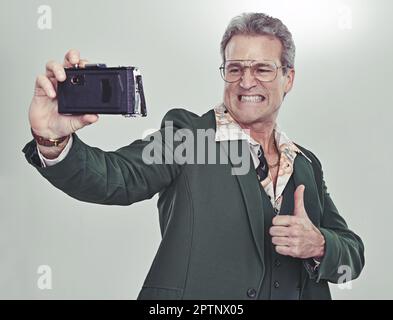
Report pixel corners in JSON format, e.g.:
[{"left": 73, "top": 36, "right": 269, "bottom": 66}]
[{"left": 29, "top": 49, "right": 99, "bottom": 158}]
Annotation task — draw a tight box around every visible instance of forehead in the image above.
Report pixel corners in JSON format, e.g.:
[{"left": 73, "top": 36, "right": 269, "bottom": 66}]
[{"left": 224, "top": 34, "right": 283, "bottom": 63}]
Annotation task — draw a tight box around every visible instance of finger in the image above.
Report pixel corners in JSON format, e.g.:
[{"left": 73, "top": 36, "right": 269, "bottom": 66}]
[
  {"left": 272, "top": 215, "right": 297, "bottom": 227},
  {"left": 294, "top": 184, "right": 305, "bottom": 214},
  {"left": 288, "top": 226, "right": 302, "bottom": 237},
  {"left": 63, "top": 49, "right": 81, "bottom": 67},
  {"left": 78, "top": 59, "right": 89, "bottom": 68},
  {"left": 270, "top": 225, "right": 303, "bottom": 238},
  {"left": 35, "top": 74, "right": 56, "bottom": 98},
  {"left": 46, "top": 60, "right": 66, "bottom": 82},
  {"left": 47, "top": 75, "right": 59, "bottom": 91},
  {"left": 269, "top": 226, "right": 291, "bottom": 237},
  {"left": 272, "top": 236, "right": 291, "bottom": 246},
  {"left": 275, "top": 245, "right": 291, "bottom": 256}
]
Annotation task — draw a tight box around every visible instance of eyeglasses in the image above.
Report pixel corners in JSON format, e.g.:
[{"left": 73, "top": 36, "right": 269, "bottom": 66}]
[{"left": 219, "top": 59, "right": 289, "bottom": 83}]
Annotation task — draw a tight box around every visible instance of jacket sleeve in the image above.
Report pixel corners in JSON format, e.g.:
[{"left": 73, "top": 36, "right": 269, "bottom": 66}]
[
  {"left": 309, "top": 155, "right": 365, "bottom": 283},
  {"left": 22, "top": 108, "right": 194, "bottom": 206}
]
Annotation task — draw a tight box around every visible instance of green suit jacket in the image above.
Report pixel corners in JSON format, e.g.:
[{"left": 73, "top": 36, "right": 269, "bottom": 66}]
[{"left": 23, "top": 108, "right": 365, "bottom": 300}]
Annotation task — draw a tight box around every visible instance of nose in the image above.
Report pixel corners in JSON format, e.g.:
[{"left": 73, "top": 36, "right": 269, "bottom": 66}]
[{"left": 239, "top": 67, "right": 258, "bottom": 89}]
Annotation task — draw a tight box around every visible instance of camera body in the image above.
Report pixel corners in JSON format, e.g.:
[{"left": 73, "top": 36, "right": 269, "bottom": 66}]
[{"left": 58, "top": 64, "right": 147, "bottom": 117}]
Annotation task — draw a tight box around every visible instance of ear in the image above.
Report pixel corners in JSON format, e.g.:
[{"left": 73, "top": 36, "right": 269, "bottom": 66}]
[{"left": 284, "top": 68, "right": 295, "bottom": 95}]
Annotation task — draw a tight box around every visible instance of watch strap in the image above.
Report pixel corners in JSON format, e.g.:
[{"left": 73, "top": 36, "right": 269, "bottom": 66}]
[{"left": 31, "top": 128, "right": 69, "bottom": 147}]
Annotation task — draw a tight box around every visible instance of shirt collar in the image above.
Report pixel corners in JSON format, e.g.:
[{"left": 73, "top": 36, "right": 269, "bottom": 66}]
[{"left": 213, "top": 103, "right": 312, "bottom": 163}]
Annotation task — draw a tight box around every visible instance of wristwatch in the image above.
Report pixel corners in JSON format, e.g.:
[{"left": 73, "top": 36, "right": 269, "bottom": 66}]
[{"left": 31, "top": 128, "right": 69, "bottom": 147}]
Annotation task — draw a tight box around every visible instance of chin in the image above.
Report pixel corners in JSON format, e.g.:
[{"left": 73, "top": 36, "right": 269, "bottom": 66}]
[
  {"left": 231, "top": 110, "right": 260, "bottom": 125},
  {"left": 238, "top": 116, "right": 261, "bottom": 127},
  {"left": 230, "top": 101, "right": 260, "bottom": 115}
]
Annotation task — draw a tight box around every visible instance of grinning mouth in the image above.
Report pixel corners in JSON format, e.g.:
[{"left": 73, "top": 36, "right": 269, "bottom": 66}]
[{"left": 238, "top": 95, "right": 266, "bottom": 103}]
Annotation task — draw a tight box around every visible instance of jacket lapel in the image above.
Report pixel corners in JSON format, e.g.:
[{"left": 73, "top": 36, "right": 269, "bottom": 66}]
[
  {"left": 292, "top": 153, "right": 323, "bottom": 227},
  {"left": 292, "top": 153, "right": 324, "bottom": 293},
  {"left": 220, "top": 139, "right": 266, "bottom": 273}
]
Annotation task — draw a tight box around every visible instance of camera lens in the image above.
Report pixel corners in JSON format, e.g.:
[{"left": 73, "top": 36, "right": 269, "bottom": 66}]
[{"left": 71, "top": 76, "right": 81, "bottom": 85}]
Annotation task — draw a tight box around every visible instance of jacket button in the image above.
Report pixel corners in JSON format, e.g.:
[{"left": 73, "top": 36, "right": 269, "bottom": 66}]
[
  {"left": 274, "top": 208, "right": 279, "bottom": 214},
  {"left": 274, "top": 259, "right": 281, "bottom": 267},
  {"left": 274, "top": 281, "right": 280, "bottom": 289},
  {"left": 247, "top": 288, "right": 257, "bottom": 298}
]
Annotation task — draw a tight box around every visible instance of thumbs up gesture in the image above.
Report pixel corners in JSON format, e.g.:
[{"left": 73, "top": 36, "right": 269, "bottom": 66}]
[{"left": 269, "top": 185, "right": 325, "bottom": 259}]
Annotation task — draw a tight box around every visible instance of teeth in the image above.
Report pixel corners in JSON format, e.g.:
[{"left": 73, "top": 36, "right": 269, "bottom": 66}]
[{"left": 240, "top": 95, "right": 264, "bottom": 102}]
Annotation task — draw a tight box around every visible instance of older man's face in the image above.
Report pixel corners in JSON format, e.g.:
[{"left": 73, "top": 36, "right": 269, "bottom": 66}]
[{"left": 223, "top": 34, "right": 295, "bottom": 127}]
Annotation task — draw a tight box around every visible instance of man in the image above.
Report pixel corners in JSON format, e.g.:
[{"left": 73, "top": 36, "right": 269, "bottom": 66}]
[{"left": 23, "top": 13, "right": 364, "bottom": 299}]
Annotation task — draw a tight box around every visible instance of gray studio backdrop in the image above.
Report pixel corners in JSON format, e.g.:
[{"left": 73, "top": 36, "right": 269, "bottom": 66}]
[{"left": 1, "top": 0, "right": 392, "bottom": 299}]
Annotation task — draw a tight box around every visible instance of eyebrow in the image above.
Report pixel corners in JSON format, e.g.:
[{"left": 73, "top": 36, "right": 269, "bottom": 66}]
[
  {"left": 226, "top": 60, "right": 274, "bottom": 67},
  {"left": 253, "top": 62, "right": 274, "bottom": 67},
  {"left": 226, "top": 61, "right": 243, "bottom": 66}
]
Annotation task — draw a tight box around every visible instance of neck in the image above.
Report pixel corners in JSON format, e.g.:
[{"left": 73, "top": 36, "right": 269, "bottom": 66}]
[{"left": 239, "top": 120, "right": 277, "bottom": 155}]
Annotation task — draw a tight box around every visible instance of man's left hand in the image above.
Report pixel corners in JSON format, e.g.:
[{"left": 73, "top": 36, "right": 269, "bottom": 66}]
[{"left": 269, "top": 184, "right": 325, "bottom": 259}]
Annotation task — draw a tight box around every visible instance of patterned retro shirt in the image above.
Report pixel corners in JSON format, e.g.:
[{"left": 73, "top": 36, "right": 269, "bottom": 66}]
[{"left": 214, "top": 103, "right": 312, "bottom": 213}]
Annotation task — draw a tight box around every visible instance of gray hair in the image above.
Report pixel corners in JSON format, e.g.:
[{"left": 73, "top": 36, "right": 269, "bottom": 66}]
[{"left": 220, "top": 13, "right": 296, "bottom": 73}]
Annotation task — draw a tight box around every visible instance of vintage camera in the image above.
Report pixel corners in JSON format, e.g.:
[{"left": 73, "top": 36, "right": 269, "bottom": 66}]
[{"left": 58, "top": 64, "right": 147, "bottom": 117}]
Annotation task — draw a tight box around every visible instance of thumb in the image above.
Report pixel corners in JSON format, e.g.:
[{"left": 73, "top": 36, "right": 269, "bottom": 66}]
[
  {"left": 81, "top": 114, "right": 99, "bottom": 125},
  {"left": 69, "top": 114, "right": 99, "bottom": 132},
  {"left": 293, "top": 184, "right": 307, "bottom": 217}
]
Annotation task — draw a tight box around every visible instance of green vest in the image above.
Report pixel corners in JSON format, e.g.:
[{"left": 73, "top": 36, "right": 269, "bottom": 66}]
[{"left": 258, "top": 175, "right": 302, "bottom": 299}]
